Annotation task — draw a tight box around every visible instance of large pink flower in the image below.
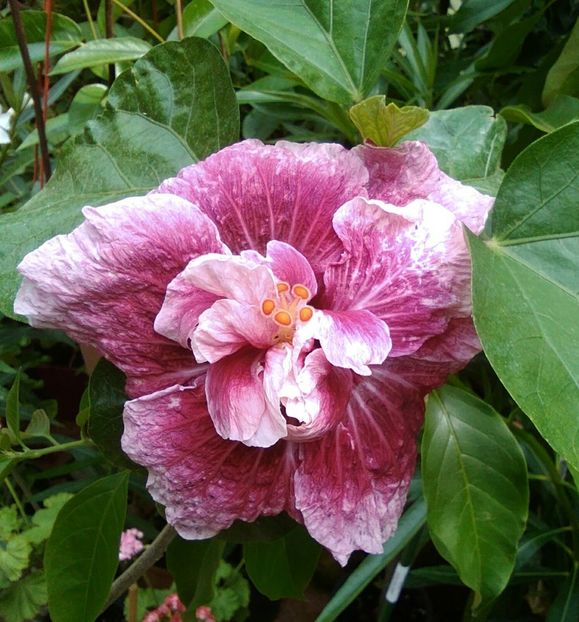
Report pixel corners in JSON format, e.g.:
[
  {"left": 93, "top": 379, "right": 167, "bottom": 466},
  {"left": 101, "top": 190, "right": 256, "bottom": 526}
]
[{"left": 14, "top": 139, "right": 492, "bottom": 565}]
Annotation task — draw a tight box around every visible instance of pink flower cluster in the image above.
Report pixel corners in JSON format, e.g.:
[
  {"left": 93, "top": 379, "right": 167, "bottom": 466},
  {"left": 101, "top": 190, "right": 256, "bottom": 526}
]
[
  {"left": 142, "top": 593, "right": 186, "bottom": 622},
  {"left": 15, "top": 139, "right": 492, "bottom": 564},
  {"left": 119, "top": 528, "right": 144, "bottom": 561}
]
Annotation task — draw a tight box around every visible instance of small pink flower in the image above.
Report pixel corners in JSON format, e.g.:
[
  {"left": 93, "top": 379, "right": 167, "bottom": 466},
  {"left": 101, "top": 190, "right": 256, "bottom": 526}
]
[
  {"left": 195, "top": 605, "right": 215, "bottom": 622},
  {"left": 15, "top": 139, "right": 492, "bottom": 564},
  {"left": 142, "top": 593, "right": 185, "bottom": 622},
  {"left": 119, "top": 528, "right": 144, "bottom": 561}
]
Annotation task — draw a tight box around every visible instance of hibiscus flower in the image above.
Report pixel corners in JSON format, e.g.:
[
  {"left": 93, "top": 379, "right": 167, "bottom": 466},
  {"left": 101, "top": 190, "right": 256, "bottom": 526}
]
[{"left": 14, "top": 139, "right": 492, "bottom": 564}]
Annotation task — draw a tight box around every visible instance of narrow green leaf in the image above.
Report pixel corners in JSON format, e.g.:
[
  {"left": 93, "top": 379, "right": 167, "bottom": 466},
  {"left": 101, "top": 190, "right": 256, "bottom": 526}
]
[
  {"left": 68, "top": 84, "right": 108, "bottom": 135},
  {"left": 0, "top": 11, "right": 81, "bottom": 73},
  {"left": 547, "top": 563, "right": 579, "bottom": 622},
  {"left": 405, "top": 105, "right": 507, "bottom": 189},
  {"left": 349, "top": 96, "right": 429, "bottom": 146},
  {"left": 448, "top": 0, "right": 517, "bottom": 34},
  {"left": 1, "top": 110, "right": 194, "bottom": 319},
  {"left": 315, "top": 497, "right": 426, "bottom": 622},
  {"left": 244, "top": 525, "right": 320, "bottom": 600},
  {"left": 210, "top": 0, "right": 409, "bottom": 104},
  {"left": 501, "top": 95, "right": 579, "bottom": 133},
  {"left": 169, "top": 0, "right": 228, "bottom": 39},
  {"left": 543, "top": 19, "right": 579, "bottom": 106},
  {"left": 5, "top": 372, "right": 21, "bottom": 442},
  {"left": 50, "top": 37, "right": 151, "bottom": 75},
  {"left": 45, "top": 471, "right": 130, "bottom": 622},
  {"left": 88, "top": 359, "right": 134, "bottom": 469},
  {"left": 108, "top": 37, "right": 239, "bottom": 159},
  {"left": 166, "top": 537, "right": 225, "bottom": 608},
  {"left": 422, "top": 386, "right": 528, "bottom": 607},
  {"left": 470, "top": 122, "right": 579, "bottom": 470}
]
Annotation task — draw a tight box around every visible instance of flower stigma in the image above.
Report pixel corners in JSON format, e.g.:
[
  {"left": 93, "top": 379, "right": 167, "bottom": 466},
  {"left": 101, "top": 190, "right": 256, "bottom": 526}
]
[{"left": 261, "top": 281, "right": 314, "bottom": 343}]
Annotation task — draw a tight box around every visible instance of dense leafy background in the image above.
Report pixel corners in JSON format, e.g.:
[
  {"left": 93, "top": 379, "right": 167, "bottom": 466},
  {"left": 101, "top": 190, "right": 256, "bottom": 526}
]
[{"left": 0, "top": 1, "right": 578, "bottom": 621}]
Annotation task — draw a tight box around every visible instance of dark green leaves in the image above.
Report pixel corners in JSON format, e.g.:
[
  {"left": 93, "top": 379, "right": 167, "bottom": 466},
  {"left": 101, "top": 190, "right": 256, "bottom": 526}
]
[
  {"left": 108, "top": 37, "right": 239, "bottom": 159},
  {"left": 469, "top": 122, "right": 579, "bottom": 470},
  {"left": 210, "top": 0, "right": 409, "bottom": 104},
  {"left": 45, "top": 472, "right": 129, "bottom": 622},
  {"left": 244, "top": 525, "right": 320, "bottom": 600},
  {"left": 0, "top": 36, "right": 239, "bottom": 318},
  {"left": 422, "top": 386, "right": 528, "bottom": 607}
]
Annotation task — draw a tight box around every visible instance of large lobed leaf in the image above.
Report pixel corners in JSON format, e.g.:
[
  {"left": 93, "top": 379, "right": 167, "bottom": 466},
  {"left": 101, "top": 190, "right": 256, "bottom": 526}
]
[
  {"left": 422, "top": 386, "right": 528, "bottom": 607},
  {"left": 469, "top": 122, "right": 579, "bottom": 471},
  {"left": 0, "top": 37, "right": 239, "bottom": 319},
  {"left": 210, "top": 0, "right": 409, "bottom": 104}
]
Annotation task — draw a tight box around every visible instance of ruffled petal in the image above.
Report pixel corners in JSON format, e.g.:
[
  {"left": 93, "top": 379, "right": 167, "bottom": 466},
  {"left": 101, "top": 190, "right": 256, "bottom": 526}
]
[
  {"left": 320, "top": 197, "right": 471, "bottom": 357},
  {"left": 315, "top": 309, "right": 391, "bottom": 375},
  {"left": 15, "top": 194, "right": 225, "bottom": 397},
  {"left": 294, "top": 368, "right": 424, "bottom": 565},
  {"left": 122, "top": 384, "right": 294, "bottom": 538},
  {"left": 155, "top": 140, "right": 369, "bottom": 271},
  {"left": 265, "top": 241, "right": 317, "bottom": 296},
  {"left": 205, "top": 348, "right": 287, "bottom": 448},
  {"left": 155, "top": 253, "right": 276, "bottom": 349},
  {"left": 355, "top": 141, "right": 493, "bottom": 233}
]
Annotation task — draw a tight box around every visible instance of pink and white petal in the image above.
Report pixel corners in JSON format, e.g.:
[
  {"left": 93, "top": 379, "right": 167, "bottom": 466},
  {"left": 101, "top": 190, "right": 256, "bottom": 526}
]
[
  {"left": 294, "top": 370, "right": 424, "bottom": 565},
  {"left": 154, "top": 139, "right": 369, "bottom": 272},
  {"left": 15, "top": 194, "right": 225, "bottom": 397},
  {"left": 122, "top": 384, "right": 295, "bottom": 539},
  {"left": 355, "top": 141, "right": 493, "bottom": 233},
  {"left": 320, "top": 197, "right": 471, "bottom": 357},
  {"left": 205, "top": 348, "right": 287, "bottom": 448},
  {"left": 314, "top": 309, "right": 391, "bottom": 376},
  {"left": 284, "top": 349, "right": 353, "bottom": 441},
  {"left": 265, "top": 241, "right": 317, "bottom": 296},
  {"left": 155, "top": 253, "right": 275, "bottom": 347},
  {"left": 192, "top": 299, "right": 275, "bottom": 363}
]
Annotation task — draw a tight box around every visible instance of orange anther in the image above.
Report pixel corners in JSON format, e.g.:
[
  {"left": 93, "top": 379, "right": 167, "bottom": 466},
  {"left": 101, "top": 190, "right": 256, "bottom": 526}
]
[
  {"left": 261, "top": 299, "right": 275, "bottom": 315},
  {"left": 274, "top": 310, "right": 292, "bottom": 326},
  {"left": 292, "top": 284, "right": 310, "bottom": 300},
  {"left": 299, "top": 306, "right": 314, "bottom": 322},
  {"left": 277, "top": 282, "right": 290, "bottom": 293}
]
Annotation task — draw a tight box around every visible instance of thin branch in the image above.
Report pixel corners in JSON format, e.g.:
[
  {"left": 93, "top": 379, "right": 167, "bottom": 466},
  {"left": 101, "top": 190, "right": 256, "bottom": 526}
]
[
  {"left": 105, "top": 0, "right": 115, "bottom": 85},
  {"left": 175, "top": 0, "right": 184, "bottom": 40},
  {"left": 8, "top": 0, "right": 52, "bottom": 180},
  {"left": 82, "top": 0, "right": 98, "bottom": 40},
  {"left": 111, "top": 0, "right": 164, "bottom": 44},
  {"left": 104, "top": 524, "right": 177, "bottom": 611}
]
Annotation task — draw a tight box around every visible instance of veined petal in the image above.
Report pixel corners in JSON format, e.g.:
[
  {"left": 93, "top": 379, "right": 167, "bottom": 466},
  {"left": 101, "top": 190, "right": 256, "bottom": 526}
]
[
  {"left": 321, "top": 197, "right": 471, "bottom": 357},
  {"left": 315, "top": 309, "right": 392, "bottom": 375},
  {"left": 205, "top": 348, "right": 287, "bottom": 448},
  {"left": 155, "top": 140, "right": 369, "bottom": 272},
  {"left": 122, "top": 384, "right": 294, "bottom": 538},
  {"left": 265, "top": 241, "right": 317, "bottom": 297},
  {"left": 155, "top": 253, "right": 276, "bottom": 348},
  {"left": 15, "top": 194, "right": 225, "bottom": 397},
  {"left": 355, "top": 141, "right": 493, "bottom": 233},
  {"left": 294, "top": 368, "right": 424, "bottom": 566}
]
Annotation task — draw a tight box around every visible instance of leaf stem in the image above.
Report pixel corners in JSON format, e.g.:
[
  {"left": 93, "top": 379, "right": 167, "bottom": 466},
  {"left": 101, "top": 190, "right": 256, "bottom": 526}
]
[
  {"left": 7, "top": 0, "right": 52, "bottom": 180},
  {"left": 111, "top": 0, "right": 165, "bottom": 44},
  {"left": 82, "top": 0, "right": 98, "bottom": 40},
  {"left": 5, "top": 439, "right": 89, "bottom": 461},
  {"left": 5, "top": 476, "right": 30, "bottom": 525},
  {"left": 175, "top": 0, "right": 184, "bottom": 40},
  {"left": 104, "top": 523, "right": 177, "bottom": 611}
]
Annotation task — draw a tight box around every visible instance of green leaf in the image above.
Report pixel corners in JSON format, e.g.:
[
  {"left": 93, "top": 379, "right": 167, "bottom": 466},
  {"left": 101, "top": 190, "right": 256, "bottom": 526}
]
[
  {"left": 469, "top": 122, "right": 579, "bottom": 471},
  {"left": 210, "top": 0, "right": 409, "bottom": 104},
  {"left": 68, "top": 84, "right": 108, "bottom": 135},
  {"left": 422, "top": 386, "right": 528, "bottom": 607},
  {"left": 1, "top": 110, "right": 194, "bottom": 319},
  {"left": 448, "top": 0, "right": 517, "bottom": 34},
  {"left": 349, "top": 96, "right": 429, "bottom": 147},
  {"left": 5, "top": 372, "right": 21, "bottom": 443},
  {"left": 169, "top": 0, "right": 229, "bottom": 39},
  {"left": 166, "top": 537, "right": 225, "bottom": 608},
  {"left": 543, "top": 19, "right": 579, "bottom": 106},
  {"left": 0, "top": 536, "right": 31, "bottom": 588},
  {"left": 405, "top": 105, "right": 507, "bottom": 191},
  {"left": 88, "top": 359, "right": 134, "bottom": 469},
  {"left": 209, "top": 561, "right": 250, "bottom": 620},
  {"left": 0, "top": 571, "right": 48, "bottom": 622},
  {"left": 0, "top": 506, "right": 21, "bottom": 540},
  {"left": 0, "top": 11, "right": 82, "bottom": 73},
  {"left": 501, "top": 95, "right": 579, "bottom": 133},
  {"left": 316, "top": 497, "right": 426, "bottom": 622},
  {"left": 547, "top": 563, "right": 579, "bottom": 622},
  {"left": 108, "top": 37, "right": 239, "bottom": 159},
  {"left": 50, "top": 37, "right": 151, "bottom": 75},
  {"left": 45, "top": 471, "right": 129, "bottom": 622},
  {"left": 23, "top": 493, "right": 74, "bottom": 546},
  {"left": 244, "top": 525, "right": 320, "bottom": 600},
  {"left": 17, "top": 113, "right": 71, "bottom": 151},
  {"left": 24, "top": 409, "right": 51, "bottom": 439}
]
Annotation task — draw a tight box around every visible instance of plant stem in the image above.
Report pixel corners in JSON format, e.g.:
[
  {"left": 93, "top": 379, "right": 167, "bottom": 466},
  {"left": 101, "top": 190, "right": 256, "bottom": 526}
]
[
  {"left": 175, "top": 0, "right": 184, "bottom": 40},
  {"left": 6, "top": 439, "right": 89, "bottom": 461},
  {"left": 104, "top": 523, "right": 177, "bottom": 611},
  {"left": 8, "top": 0, "right": 52, "bottom": 181},
  {"left": 5, "top": 476, "right": 30, "bottom": 525},
  {"left": 111, "top": 0, "right": 164, "bottom": 43},
  {"left": 82, "top": 0, "right": 98, "bottom": 39},
  {"left": 105, "top": 0, "right": 115, "bottom": 85}
]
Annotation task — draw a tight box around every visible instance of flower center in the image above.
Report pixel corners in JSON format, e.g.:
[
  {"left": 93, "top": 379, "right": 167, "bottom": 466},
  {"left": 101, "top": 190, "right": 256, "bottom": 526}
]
[{"left": 261, "top": 281, "right": 314, "bottom": 343}]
